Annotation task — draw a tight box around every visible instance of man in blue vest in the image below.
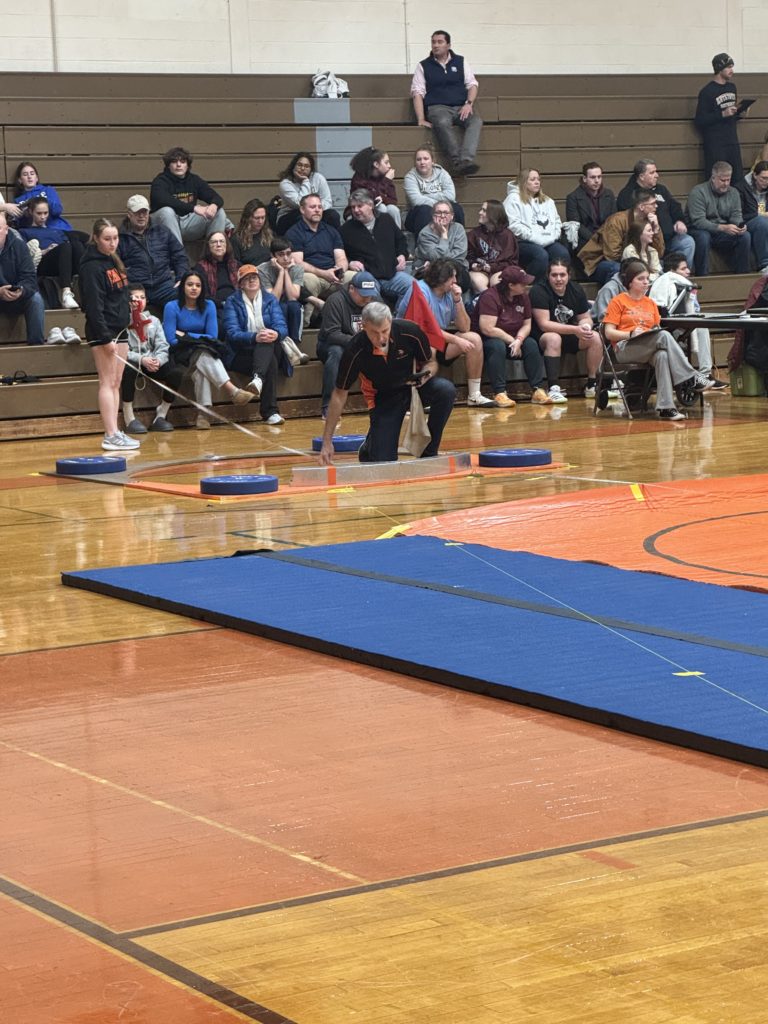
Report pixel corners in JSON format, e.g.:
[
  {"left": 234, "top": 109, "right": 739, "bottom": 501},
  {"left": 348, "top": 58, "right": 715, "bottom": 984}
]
[{"left": 411, "top": 30, "right": 483, "bottom": 177}]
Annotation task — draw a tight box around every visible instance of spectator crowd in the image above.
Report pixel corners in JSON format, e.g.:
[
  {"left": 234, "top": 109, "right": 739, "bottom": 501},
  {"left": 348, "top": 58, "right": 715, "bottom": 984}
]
[{"left": 0, "top": 42, "right": 762, "bottom": 447}]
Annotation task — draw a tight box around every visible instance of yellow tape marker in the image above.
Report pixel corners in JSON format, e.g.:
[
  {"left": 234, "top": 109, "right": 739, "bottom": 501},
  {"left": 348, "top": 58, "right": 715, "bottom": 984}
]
[
  {"left": 377, "top": 524, "right": 410, "bottom": 539},
  {"left": 328, "top": 486, "right": 356, "bottom": 494},
  {"left": 630, "top": 483, "right": 645, "bottom": 502},
  {"left": 673, "top": 671, "right": 705, "bottom": 677}
]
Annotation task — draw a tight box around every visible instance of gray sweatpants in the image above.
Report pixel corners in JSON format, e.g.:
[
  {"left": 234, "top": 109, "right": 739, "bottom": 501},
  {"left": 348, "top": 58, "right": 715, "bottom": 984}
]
[{"left": 614, "top": 330, "right": 694, "bottom": 410}]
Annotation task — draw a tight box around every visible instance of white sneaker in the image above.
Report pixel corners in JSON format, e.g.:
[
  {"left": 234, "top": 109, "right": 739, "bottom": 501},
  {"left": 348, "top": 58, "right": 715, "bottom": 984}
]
[
  {"left": 46, "top": 327, "right": 65, "bottom": 344},
  {"left": 467, "top": 394, "right": 497, "bottom": 407},
  {"left": 547, "top": 385, "right": 568, "bottom": 404},
  {"left": 61, "top": 288, "right": 79, "bottom": 309},
  {"left": 584, "top": 383, "right": 596, "bottom": 398},
  {"left": 265, "top": 412, "right": 285, "bottom": 425},
  {"left": 62, "top": 326, "right": 81, "bottom": 344},
  {"left": 102, "top": 432, "right": 140, "bottom": 450},
  {"left": 248, "top": 374, "right": 262, "bottom": 396}
]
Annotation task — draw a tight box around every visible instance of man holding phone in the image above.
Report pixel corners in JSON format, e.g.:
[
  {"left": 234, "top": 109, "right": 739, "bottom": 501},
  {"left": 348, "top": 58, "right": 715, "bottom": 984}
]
[
  {"left": 695, "top": 53, "right": 749, "bottom": 183},
  {"left": 0, "top": 212, "right": 45, "bottom": 344},
  {"left": 286, "top": 194, "right": 354, "bottom": 323},
  {"left": 686, "top": 161, "right": 751, "bottom": 275},
  {"left": 319, "top": 301, "right": 455, "bottom": 465}
]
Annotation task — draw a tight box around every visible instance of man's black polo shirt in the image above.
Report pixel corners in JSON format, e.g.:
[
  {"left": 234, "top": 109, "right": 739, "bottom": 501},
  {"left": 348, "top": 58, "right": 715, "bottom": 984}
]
[{"left": 336, "top": 319, "right": 431, "bottom": 408}]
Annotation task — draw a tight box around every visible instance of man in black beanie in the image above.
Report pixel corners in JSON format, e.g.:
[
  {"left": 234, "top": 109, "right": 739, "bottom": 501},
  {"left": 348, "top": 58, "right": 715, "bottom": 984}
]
[{"left": 695, "top": 53, "right": 747, "bottom": 183}]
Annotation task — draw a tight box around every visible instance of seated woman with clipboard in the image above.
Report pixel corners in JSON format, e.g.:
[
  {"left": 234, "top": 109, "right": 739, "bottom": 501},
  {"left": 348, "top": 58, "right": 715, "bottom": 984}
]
[{"left": 602, "top": 260, "right": 713, "bottom": 421}]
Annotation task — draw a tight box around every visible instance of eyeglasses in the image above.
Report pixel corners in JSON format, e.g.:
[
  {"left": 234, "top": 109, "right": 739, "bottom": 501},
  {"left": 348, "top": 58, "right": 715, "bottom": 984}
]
[{"left": 210, "top": 239, "right": 227, "bottom": 246}]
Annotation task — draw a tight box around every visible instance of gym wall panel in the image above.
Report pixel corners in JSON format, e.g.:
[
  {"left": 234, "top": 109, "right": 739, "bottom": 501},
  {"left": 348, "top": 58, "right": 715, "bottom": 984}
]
[{"left": 0, "top": 0, "right": 749, "bottom": 76}]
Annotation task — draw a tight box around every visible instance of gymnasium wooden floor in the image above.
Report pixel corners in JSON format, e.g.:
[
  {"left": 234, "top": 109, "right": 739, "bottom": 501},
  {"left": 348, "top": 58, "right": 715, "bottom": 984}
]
[{"left": 3, "top": 392, "right": 768, "bottom": 1024}]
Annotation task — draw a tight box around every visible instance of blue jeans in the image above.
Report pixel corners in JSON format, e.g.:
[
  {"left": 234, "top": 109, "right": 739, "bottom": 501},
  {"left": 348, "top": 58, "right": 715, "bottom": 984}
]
[
  {"left": 665, "top": 231, "right": 696, "bottom": 268},
  {"left": 517, "top": 240, "right": 570, "bottom": 281},
  {"left": 316, "top": 337, "right": 350, "bottom": 409},
  {"left": 359, "top": 377, "right": 456, "bottom": 462},
  {"left": 379, "top": 271, "right": 414, "bottom": 306},
  {"left": 1, "top": 290, "right": 45, "bottom": 344},
  {"left": 146, "top": 278, "right": 178, "bottom": 314},
  {"left": 482, "top": 336, "right": 546, "bottom": 393},
  {"left": 588, "top": 260, "right": 620, "bottom": 286},
  {"left": 747, "top": 216, "right": 768, "bottom": 270},
  {"left": 281, "top": 299, "right": 303, "bottom": 341},
  {"left": 696, "top": 229, "right": 752, "bottom": 276}
]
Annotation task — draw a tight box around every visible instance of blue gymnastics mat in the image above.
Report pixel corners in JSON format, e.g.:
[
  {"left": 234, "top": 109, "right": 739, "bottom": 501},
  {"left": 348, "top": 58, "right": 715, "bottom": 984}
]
[{"left": 62, "top": 536, "right": 768, "bottom": 767}]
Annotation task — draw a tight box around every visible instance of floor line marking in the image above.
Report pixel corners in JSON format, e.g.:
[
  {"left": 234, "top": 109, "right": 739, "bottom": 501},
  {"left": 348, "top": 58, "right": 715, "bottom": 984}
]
[
  {"left": 120, "top": 806, "right": 768, "bottom": 939},
  {"left": 0, "top": 737, "right": 365, "bottom": 884},
  {"left": 0, "top": 876, "right": 296, "bottom": 1023}
]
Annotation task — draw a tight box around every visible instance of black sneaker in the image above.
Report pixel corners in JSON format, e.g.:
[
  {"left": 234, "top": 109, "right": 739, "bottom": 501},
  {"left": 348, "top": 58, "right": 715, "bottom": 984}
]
[
  {"left": 708, "top": 377, "right": 729, "bottom": 390},
  {"left": 658, "top": 408, "right": 685, "bottom": 421}
]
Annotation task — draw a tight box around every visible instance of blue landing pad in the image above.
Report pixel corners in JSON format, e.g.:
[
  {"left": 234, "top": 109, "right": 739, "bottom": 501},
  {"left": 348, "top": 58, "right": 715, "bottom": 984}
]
[{"left": 62, "top": 536, "right": 768, "bottom": 767}]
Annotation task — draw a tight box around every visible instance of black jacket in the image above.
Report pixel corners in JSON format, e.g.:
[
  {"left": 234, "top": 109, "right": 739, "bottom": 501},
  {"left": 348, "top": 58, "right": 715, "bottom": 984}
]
[
  {"left": 564, "top": 185, "right": 617, "bottom": 247},
  {"left": 616, "top": 175, "right": 685, "bottom": 240},
  {"left": 118, "top": 220, "right": 189, "bottom": 288},
  {"left": 340, "top": 213, "right": 408, "bottom": 281},
  {"left": 735, "top": 174, "right": 767, "bottom": 222},
  {"left": 79, "top": 246, "right": 130, "bottom": 344},
  {"left": 150, "top": 168, "right": 224, "bottom": 216},
  {"left": 0, "top": 230, "right": 39, "bottom": 299}
]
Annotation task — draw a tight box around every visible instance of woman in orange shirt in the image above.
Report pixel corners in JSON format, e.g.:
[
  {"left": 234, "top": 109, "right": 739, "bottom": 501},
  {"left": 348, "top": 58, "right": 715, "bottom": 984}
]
[{"left": 603, "top": 260, "right": 712, "bottom": 421}]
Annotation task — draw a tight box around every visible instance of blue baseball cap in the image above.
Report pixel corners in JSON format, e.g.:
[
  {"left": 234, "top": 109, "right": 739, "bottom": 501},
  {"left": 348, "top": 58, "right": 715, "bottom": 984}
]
[{"left": 350, "top": 271, "right": 381, "bottom": 298}]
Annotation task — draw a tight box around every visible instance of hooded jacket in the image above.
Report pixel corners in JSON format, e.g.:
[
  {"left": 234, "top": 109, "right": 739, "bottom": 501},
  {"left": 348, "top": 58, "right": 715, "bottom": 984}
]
[
  {"left": 403, "top": 165, "right": 456, "bottom": 208},
  {"left": 79, "top": 245, "right": 130, "bottom": 344},
  {"left": 150, "top": 168, "right": 224, "bottom": 215},
  {"left": 10, "top": 183, "right": 72, "bottom": 231},
  {"left": 503, "top": 182, "right": 562, "bottom": 246},
  {"left": 466, "top": 224, "right": 519, "bottom": 274}
]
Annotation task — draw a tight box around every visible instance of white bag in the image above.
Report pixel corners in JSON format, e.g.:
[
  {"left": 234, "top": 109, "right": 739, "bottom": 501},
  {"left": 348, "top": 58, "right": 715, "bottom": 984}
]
[
  {"left": 401, "top": 387, "right": 431, "bottom": 457},
  {"left": 311, "top": 71, "right": 350, "bottom": 99},
  {"left": 280, "top": 335, "right": 307, "bottom": 367}
]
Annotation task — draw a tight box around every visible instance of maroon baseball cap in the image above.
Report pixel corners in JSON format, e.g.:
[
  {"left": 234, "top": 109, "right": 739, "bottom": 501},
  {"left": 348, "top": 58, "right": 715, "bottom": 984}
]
[{"left": 500, "top": 265, "right": 535, "bottom": 286}]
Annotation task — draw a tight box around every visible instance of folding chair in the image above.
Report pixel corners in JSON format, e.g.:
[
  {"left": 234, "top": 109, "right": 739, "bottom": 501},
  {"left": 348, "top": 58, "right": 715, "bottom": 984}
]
[{"left": 593, "top": 324, "right": 654, "bottom": 419}]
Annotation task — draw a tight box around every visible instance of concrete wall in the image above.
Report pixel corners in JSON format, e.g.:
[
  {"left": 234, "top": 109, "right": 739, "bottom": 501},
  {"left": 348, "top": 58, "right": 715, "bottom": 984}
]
[{"left": 0, "top": 0, "right": 759, "bottom": 76}]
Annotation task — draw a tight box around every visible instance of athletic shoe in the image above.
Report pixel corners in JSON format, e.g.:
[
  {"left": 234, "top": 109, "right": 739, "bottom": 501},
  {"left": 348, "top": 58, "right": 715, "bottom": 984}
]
[
  {"left": 493, "top": 393, "right": 516, "bottom": 408},
  {"left": 61, "top": 288, "right": 79, "bottom": 309},
  {"left": 247, "top": 374, "right": 262, "bottom": 396},
  {"left": 231, "top": 387, "right": 255, "bottom": 405},
  {"left": 46, "top": 327, "right": 65, "bottom": 344},
  {"left": 196, "top": 413, "right": 212, "bottom": 430},
  {"left": 124, "top": 418, "right": 147, "bottom": 434},
  {"left": 321, "top": 406, "right": 329, "bottom": 420},
  {"left": 467, "top": 394, "right": 497, "bottom": 407},
  {"left": 547, "top": 385, "right": 568, "bottom": 404},
  {"left": 531, "top": 388, "right": 554, "bottom": 405},
  {"left": 102, "top": 432, "right": 140, "bottom": 450},
  {"left": 584, "top": 384, "right": 596, "bottom": 399},
  {"left": 693, "top": 372, "right": 716, "bottom": 392},
  {"left": 265, "top": 412, "right": 285, "bottom": 425},
  {"left": 657, "top": 408, "right": 685, "bottom": 421},
  {"left": 707, "top": 377, "right": 729, "bottom": 391},
  {"left": 62, "top": 326, "right": 81, "bottom": 344},
  {"left": 149, "top": 416, "right": 174, "bottom": 431}
]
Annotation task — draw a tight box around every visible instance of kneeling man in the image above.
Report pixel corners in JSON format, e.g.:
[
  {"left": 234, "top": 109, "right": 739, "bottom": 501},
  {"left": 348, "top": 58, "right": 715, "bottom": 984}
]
[{"left": 320, "top": 302, "right": 456, "bottom": 464}]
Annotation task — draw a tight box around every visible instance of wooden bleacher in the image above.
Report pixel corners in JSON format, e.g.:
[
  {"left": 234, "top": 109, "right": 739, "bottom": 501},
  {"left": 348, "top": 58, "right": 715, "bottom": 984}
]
[{"left": 1, "top": 71, "right": 767, "bottom": 439}]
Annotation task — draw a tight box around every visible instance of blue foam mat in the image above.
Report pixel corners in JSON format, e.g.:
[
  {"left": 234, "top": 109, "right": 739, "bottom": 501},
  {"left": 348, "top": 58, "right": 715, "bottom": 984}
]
[{"left": 62, "top": 537, "right": 768, "bottom": 766}]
